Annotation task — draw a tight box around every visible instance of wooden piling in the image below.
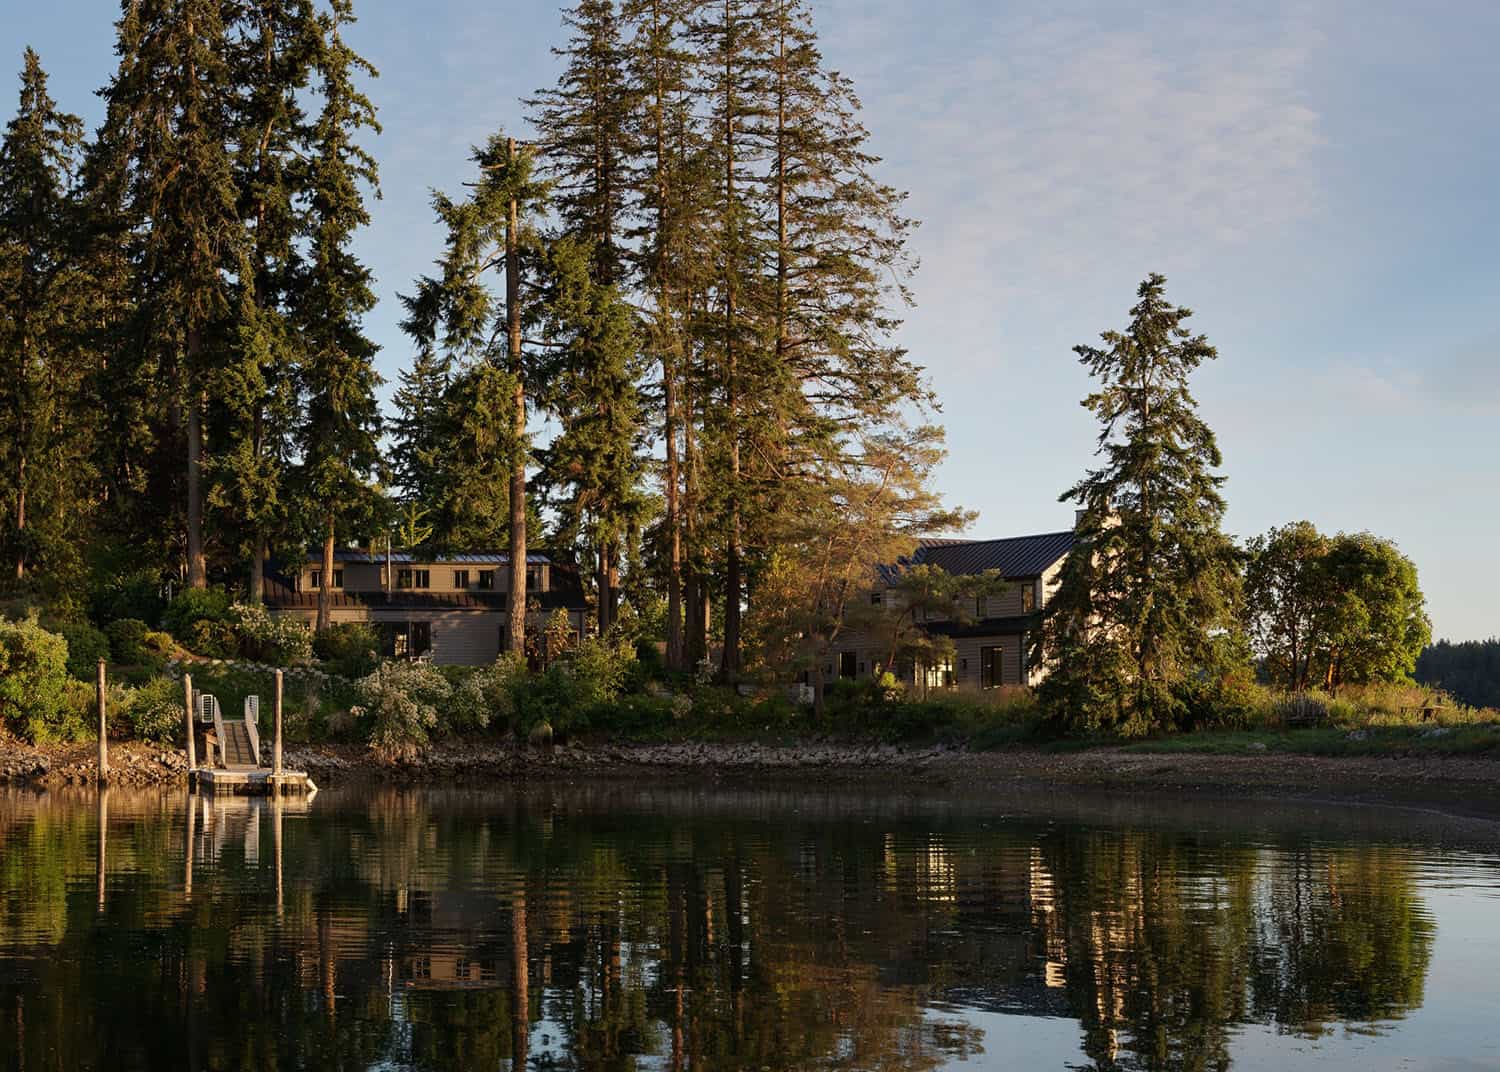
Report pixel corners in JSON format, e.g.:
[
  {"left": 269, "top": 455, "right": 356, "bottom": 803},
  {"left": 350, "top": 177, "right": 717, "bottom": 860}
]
[
  {"left": 96, "top": 659, "right": 109, "bottom": 782},
  {"left": 273, "top": 669, "right": 284, "bottom": 787},
  {"left": 184, "top": 673, "right": 197, "bottom": 773}
]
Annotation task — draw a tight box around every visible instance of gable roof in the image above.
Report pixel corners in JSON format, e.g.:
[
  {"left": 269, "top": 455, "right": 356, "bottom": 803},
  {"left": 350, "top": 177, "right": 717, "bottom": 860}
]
[{"left": 882, "top": 530, "right": 1075, "bottom": 582}]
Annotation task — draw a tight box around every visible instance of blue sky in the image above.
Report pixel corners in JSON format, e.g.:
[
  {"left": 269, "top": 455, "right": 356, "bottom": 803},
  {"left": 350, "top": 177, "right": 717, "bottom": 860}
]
[{"left": 5, "top": 0, "right": 1497, "bottom": 640}]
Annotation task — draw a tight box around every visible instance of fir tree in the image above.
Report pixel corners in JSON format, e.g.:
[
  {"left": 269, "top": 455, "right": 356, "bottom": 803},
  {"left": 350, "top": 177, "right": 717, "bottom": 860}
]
[
  {"left": 0, "top": 49, "right": 88, "bottom": 591},
  {"left": 94, "top": 0, "right": 246, "bottom": 588},
  {"left": 291, "top": 0, "right": 384, "bottom": 633},
  {"left": 397, "top": 134, "right": 549, "bottom": 653},
  {"left": 536, "top": 234, "right": 649, "bottom": 634},
  {"left": 1036, "top": 274, "right": 1243, "bottom": 733}
]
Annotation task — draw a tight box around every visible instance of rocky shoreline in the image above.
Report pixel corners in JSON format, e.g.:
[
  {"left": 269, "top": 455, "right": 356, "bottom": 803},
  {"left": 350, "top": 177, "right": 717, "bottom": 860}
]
[{"left": 5, "top": 737, "right": 1500, "bottom": 812}]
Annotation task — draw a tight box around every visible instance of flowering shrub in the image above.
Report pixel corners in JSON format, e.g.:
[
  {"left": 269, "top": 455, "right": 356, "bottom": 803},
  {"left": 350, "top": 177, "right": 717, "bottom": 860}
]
[
  {"left": 451, "top": 653, "right": 526, "bottom": 731},
  {"left": 349, "top": 661, "right": 452, "bottom": 763},
  {"left": 125, "top": 676, "right": 183, "bottom": 743},
  {"left": 229, "top": 603, "right": 314, "bottom": 665}
]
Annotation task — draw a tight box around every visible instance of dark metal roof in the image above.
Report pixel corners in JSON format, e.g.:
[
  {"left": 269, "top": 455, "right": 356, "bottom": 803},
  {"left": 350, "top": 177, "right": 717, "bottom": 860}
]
[
  {"left": 264, "top": 564, "right": 586, "bottom": 612},
  {"left": 320, "top": 550, "right": 552, "bottom": 565},
  {"left": 881, "top": 530, "right": 1075, "bottom": 582}
]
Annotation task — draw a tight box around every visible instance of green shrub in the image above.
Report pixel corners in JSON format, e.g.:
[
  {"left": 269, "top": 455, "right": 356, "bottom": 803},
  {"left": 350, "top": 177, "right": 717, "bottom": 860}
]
[
  {"left": 90, "top": 568, "right": 166, "bottom": 627},
  {"left": 57, "top": 622, "right": 110, "bottom": 682},
  {"left": 587, "top": 693, "right": 677, "bottom": 735},
  {"left": 186, "top": 619, "right": 237, "bottom": 659},
  {"left": 313, "top": 622, "right": 380, "bottom": 678},
  {"left": 450, "top": 654, "right": 525, "bottom": 733},
  {"left": 350, "top": 661, "right": 453, "bottom": 762},
  {"left": 124, "top": 676, "right": 184, "bottom": 743},
  {"left": 0, "top": 618, "right": 73, "bottom": 742},
  {"left": 162, "top": 588, "right": 232, "bottom": 640},
  {"left": 229, "top": 602, "right": 313, "bottom": 665},
  {"left": 105, "top": 618, "right": 153, "bottom": 665}
]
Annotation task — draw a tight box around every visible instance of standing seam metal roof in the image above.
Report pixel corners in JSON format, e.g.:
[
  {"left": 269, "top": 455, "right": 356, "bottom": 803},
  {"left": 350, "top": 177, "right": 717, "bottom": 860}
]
[{"left": 889, "top": 530, "right": 1076, "bottom": 580}]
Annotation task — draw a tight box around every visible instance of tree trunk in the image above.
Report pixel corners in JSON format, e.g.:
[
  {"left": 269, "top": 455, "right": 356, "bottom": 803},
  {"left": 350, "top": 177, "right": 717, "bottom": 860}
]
[
  {"left": 316, "top": 520, "right": 334, "bottom": 634},
  {"left": 13, "top": 454, "right": 24, "bottom": 582},
  {"left": 596, "top": 548, "right": 612, "bottom": 635},
  {"left": 249, "top": 532, "right": 266, "bottom": 605},
  {"left": 719, "top": 10, "right": 743, "bottom": 678},
  {"left": 185, "top": 332, "right": 206, "bottom": 589},
  {"left": 504, "top": 139, "right": 527, "bottom": 657}
]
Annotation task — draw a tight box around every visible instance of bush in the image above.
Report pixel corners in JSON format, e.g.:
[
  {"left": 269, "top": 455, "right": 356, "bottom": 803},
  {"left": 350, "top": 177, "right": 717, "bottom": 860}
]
[
  {"left": 229, "top": 602, "right": 313, "bottom": 665},
  {"left": 57, "top": 622, "right": 110, "bottom": 682},
  {"left": 162, "top": 588, "right": 232, "bottom": 641},
  {"left": 105, "top": 618, "right": 153, "bottom": 665},
  {"left": 90, "top": 569, "right": 166, "bottom": 628},
  {"left": 350, "top": 661, "right": 453, "bottom": 763},
  {"left": 186, "top": 619, "right": 238, "bottom": 659},
  {"left": 313, "top": 622, "right": 380, "bottom": 678},
  {"left": 124, "top": 676, "right": 184, "bottom": 743},
  {"left": 0, "top": 618, "right": 73, "bottom": 742},
  {"left": 450, "top": 653, "right": 526, "bottom": 733}
]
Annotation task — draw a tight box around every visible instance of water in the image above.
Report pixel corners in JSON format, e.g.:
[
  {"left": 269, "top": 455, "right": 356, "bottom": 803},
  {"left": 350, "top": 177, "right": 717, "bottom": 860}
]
[{"left": 3, "top": 782, "right": 1500, "bottom": 1071}]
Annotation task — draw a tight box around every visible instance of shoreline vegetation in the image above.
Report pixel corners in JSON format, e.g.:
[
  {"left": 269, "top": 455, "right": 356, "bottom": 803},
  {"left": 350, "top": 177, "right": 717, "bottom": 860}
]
[{"left": 7, "top": 733, "right": 1500, "bottom": 817}]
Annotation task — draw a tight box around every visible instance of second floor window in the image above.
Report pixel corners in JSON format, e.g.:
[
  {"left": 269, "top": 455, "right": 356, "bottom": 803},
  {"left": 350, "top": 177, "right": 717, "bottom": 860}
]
[
  {"left": 1021, "top": 583, "right": 1036, "bottom": 613},
  {"left": 397, "top": 569, "right": 430, "bottom": 589},
  {"left": 477, "top": 570, "right": 494, "bottom": 590},
  {"left": 310, "top": 569, "right": 343, "bottom": 590},
  {"left": 870, "top": 591, "right": 883, "bottom": 606},
  {"left": 453, "top": 569, "right": 470, "bottom": 589}
]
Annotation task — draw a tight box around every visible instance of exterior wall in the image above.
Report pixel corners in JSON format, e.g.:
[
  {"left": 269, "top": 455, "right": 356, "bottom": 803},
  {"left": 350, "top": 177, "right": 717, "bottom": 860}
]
[
  {"left": 296, "top": 558, "right": 550, "bottom": 596},
  {"left": 274, "top": 605, "right": 586, "bottom": 666}
]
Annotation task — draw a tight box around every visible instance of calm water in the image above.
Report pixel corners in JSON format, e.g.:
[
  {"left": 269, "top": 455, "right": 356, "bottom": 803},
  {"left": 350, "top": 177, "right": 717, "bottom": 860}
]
[{"left": 3, "top": 783, "right": 1500, "bottom": 1071}]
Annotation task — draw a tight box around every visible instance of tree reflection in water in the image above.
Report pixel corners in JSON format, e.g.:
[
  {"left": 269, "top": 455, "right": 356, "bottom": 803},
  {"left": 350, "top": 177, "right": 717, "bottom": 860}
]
[{"left": 0, "top": 785, "right": 1443, "bottom": 1071}]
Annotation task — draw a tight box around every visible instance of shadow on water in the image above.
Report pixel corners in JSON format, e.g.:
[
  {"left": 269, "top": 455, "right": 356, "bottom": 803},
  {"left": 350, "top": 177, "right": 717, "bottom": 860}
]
[{"left": 1, "top": 781, "right": 1496, "bottom": 1071}]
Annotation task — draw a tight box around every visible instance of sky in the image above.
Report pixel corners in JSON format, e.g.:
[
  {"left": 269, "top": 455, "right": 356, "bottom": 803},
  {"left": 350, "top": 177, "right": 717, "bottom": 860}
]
[{"left": 4, "top": 0, "right": 1497, "bottom": 641}]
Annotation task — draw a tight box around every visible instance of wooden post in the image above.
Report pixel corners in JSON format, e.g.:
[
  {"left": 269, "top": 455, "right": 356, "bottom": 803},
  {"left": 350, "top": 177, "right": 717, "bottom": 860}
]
[
  {"left": 184, "top": 789, "right": 196, "bottom": 899},
  {"left": 96, "top": 786, "right": 109, "bottom": 913},
  {"left": 183, "top": 673, "right": 196, "bottom": 773},
  {"left": 96, "top": 659, "right": 109, "bottom": 782},
  {"left": 273, "top": 669, "right": 284, "bottom": 788}
]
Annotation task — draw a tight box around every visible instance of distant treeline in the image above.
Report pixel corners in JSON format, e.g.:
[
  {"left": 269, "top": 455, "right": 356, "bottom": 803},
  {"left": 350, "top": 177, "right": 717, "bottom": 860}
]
[{"left": 1416, "top": 640, "right": 1500, "bottom": 709}]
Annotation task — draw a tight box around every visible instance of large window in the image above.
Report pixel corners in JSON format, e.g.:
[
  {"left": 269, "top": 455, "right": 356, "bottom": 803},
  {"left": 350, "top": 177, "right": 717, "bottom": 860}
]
[
  {"left": 923, "top": 656, "right": 955, "bottom": 691},
  {"left": 396, "top": 569, "right": 430, "bottom": 590},
  {"left": 981, "top": 645, "right": 1003, "bottom": 689},
  {"left": 838, "top": 651, "right": 858, "bottom": 679}
]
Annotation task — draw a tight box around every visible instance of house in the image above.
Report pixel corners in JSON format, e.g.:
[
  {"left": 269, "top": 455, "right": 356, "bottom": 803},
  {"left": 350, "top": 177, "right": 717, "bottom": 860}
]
[
  {"left": 832, "top": 524, "right": 1077, "bottom": 692},
  {"left": 266, "top": 549, "right": 588, "bottom": 665}
]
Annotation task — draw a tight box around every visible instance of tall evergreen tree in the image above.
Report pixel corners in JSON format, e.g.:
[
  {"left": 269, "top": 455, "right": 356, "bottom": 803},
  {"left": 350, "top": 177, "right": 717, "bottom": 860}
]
[
  {"left": 291, "top": 0, "right": 384, "bottom": 633},
  {"left": 536, "top": 235, "right": 649, "bottom": 634},
  {"left": 0, "top": 49, "right": 89, "bottom": 592},
  {"left": 622, "top": 0, "right": 711, "bottom": 668},
  {"left": 219, "top": 0, "right": 321, "bottom": 603},
  {"left": 397, "top": 134, "right": 549, "bottom": 653},
  {"left": 1036, "top": 274, "right": 1243, "bottom": 732},
  {"left": 94, "top": 0, "right": 246, "bottom": 589}
]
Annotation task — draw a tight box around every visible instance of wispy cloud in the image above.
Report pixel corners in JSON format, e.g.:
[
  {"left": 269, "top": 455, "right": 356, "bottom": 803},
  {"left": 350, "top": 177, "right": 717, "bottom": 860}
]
[{"left": 821, "top": 0, "right": 1329, "bottom": 310}]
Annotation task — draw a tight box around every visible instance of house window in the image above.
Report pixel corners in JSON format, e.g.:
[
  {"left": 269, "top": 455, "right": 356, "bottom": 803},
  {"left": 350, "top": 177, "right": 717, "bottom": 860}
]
[
  {"left": 379, "top": 621, "right": 432, "bottom": 658},
  {"left": 870, "top": 591, "right": 883, "bottom": 606},
  {"left": 838, "top": 651, "right": 858, "bottom": 679},
  {"left": 477, "top": 570, "right": 495, "bottom": 590},
  {"left": 924, "top": 656, "right": 955, "bottom": 690},
  {"left": 396, "top": 569, "right": 430, "bottom": 589},
  {"left": 310, "top": 569, "right": 343, "bottom": 590},
  {"left": 1022, "top": 583, "right": 1036, "bottom": 613},
  {"left": 981, "top": 646, "right": 1003, "bottom": 689},
  {"left": 526, "top": 565, "right": 544, "bottom": 591},
  {"left": 453, "top": 569, "right": 470, "bottom": 589}
]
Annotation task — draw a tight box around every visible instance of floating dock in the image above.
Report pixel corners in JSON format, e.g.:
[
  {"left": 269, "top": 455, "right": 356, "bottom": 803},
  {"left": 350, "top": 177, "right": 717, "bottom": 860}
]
[{"left": 194, "top": 767, "right": 317, "bottom": 796}]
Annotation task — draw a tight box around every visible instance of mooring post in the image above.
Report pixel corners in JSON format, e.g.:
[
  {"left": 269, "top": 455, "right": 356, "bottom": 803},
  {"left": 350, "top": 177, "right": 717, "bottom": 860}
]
[
  {"left": 184, "top": 672, "right": 197, "bottom": 775},
  {"left": 96, "top": 658, "right": 109, "bottom": 782},
  {"left": 273, "top": 669, "right": 284, "bottom": 790}
]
